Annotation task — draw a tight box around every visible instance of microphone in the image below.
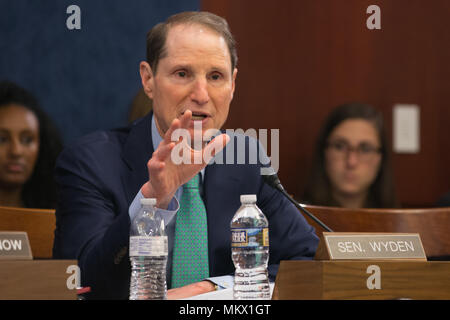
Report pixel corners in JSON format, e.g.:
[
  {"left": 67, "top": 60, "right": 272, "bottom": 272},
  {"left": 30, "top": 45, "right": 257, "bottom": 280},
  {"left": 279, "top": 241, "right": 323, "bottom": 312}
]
[{"left": 262, "top": 171, "right": 333, "bottom": 232}]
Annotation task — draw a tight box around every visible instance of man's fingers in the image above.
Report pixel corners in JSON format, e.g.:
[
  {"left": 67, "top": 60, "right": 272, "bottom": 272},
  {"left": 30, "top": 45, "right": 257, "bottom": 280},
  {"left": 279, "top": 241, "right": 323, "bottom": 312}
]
[
  {"left": 148, "top": 142, "right": 175, "bottom": 171},
  {"left": 156, "top": 142, "right": 175, "bottom": 161},
  {"left": 167, "top": 281, "right": 216, "bottom": 300},
  {"left": 209, "top": 133, "right": 230, "bottom": 150},
  {"left": 147, "top": 157, "right": 165, "bottom": 172},
  {"left": 179, "top": 109, "right": 192, "bottom": 129},
  {"left": 203, "top": 133, "right": 230, "bottom": 163},
  {"left": 163, "top": 118, "right": 181, "bottom": 145},
  {"left": 152, "top": 142, "right": 175, "bottom": 164}
]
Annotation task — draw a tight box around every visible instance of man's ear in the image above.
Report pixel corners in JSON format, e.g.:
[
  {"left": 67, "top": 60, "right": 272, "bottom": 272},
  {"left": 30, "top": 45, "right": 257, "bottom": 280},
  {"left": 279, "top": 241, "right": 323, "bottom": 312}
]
[
  {"left": 140, "top": 61, "right": 154, "bottom": 99},
  {"left": 230, "top": 68, "right": 238, "bottom": 100}
]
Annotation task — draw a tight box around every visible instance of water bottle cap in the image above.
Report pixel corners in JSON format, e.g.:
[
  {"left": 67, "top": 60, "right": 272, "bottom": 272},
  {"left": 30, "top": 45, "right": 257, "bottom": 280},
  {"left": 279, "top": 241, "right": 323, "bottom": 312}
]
[
  {"left": 240, "top": 194, "right": 257, "bottom": 204},
  {"left": 140, "top": 198, "right": 157, "bottom": 206}
]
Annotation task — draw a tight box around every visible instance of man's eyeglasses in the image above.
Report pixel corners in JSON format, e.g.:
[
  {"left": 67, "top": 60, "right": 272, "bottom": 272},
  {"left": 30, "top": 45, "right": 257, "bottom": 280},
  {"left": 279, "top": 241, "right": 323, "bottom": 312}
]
[{"left": 326, "top": 140, "right": 381, "bottom": 161}]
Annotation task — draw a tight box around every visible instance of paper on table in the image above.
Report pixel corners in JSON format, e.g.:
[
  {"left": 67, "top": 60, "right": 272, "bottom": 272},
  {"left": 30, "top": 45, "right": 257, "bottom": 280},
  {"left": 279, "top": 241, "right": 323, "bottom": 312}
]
[{"left": 183, "top": 283, "right": 274, "bottom": 300}]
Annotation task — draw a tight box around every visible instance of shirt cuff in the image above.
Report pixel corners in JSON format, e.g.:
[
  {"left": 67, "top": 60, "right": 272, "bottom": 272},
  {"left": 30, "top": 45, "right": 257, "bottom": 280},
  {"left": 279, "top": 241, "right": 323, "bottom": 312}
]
[
  {"left": 205, "top": 275, "right": 234, "bottom": 290},
  {"left": 128, "top": 190, "right": 179, "bottom": 226}
]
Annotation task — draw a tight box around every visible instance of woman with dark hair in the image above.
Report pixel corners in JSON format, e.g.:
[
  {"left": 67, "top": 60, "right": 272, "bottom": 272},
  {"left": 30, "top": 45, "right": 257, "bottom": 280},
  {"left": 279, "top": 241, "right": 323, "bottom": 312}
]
[
  {"left": 0, "top": 81, "right": 63, "bottom": 208},
  {"left": 303, "top": 103, "right": 398, "bottom": 208}
]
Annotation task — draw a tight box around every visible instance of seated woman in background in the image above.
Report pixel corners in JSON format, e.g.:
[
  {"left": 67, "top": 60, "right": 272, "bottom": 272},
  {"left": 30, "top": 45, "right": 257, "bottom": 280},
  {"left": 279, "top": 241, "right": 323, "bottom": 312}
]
[
  {"left": 0, "top": 81, "right": 62, "bottom": 208},
  {"left": 302, "top": 103, "right": 398, "bottom": 208}
]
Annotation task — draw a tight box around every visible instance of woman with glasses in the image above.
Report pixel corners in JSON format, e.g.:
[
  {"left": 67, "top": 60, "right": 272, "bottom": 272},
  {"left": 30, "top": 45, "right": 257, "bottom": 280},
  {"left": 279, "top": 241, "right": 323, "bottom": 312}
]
[{"left": 302, "top": 103, "right": 399, "bottom": 208}]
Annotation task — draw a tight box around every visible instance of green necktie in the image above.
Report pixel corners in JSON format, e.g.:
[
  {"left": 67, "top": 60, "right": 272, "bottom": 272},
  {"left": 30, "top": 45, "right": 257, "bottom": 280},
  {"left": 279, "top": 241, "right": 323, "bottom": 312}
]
[{"left": 171, "top": 173, "right": 209, "bottom": 288}]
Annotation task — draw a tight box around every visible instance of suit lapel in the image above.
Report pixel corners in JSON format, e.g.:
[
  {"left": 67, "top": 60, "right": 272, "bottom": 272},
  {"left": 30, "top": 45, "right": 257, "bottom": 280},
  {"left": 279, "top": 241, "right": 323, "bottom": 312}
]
[
  {"left": 121, "top": 112, "right": 155, "bottom": 205},
  {"left": 203, "top": 161, "right": 242, "bottom": 221}
]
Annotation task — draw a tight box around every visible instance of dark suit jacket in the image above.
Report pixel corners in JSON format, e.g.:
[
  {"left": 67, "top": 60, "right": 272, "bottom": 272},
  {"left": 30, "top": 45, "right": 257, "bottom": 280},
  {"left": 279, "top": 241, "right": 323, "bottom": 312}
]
[{"left": 53, "top": 112, "right": 319, "bottom": 299}]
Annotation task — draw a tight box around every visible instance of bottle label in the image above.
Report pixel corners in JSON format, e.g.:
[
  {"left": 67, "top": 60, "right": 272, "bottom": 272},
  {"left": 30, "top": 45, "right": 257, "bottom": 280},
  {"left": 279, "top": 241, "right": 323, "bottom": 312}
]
[
  {"left": 231, "top": 228, "right": 269, "bottom": 248},
  {"left": 129, "top": 236, "right": 168, "bottom": 257}
]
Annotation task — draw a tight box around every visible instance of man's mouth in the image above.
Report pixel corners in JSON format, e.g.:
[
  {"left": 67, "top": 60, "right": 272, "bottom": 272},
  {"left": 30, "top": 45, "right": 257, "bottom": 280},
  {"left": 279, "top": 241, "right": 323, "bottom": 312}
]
[
  {"left": 182, "top": 110, "right": 210, "bottom": 121},
  {"left": 191, "top": 113, "right": 208, "bottom": 121}
]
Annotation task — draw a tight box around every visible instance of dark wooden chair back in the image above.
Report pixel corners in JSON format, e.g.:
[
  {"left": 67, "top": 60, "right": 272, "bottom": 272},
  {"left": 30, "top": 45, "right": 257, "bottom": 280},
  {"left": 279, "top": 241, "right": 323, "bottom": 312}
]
[{"left": 0, "top": 206, "right": 56, "bottom": 259}]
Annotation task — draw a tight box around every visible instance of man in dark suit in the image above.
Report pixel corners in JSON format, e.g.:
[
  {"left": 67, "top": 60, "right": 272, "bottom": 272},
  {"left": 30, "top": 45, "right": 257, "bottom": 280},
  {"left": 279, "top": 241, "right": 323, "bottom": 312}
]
[{"left": 53, "top": 11, "right": 318, "bottom": 299}]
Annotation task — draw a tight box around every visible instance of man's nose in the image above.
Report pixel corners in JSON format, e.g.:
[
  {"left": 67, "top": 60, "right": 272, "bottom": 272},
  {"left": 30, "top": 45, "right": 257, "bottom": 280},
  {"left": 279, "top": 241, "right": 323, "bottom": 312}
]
[{"left": 190, "top": 78, "right": 210, "bottom": 105}]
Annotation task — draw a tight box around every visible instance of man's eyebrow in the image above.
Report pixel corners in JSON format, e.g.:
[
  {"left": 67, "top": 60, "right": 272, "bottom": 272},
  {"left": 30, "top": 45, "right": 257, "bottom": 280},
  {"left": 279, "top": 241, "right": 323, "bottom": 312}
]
[
  {"left": 167, "top": 62, "right": 230, "bottom": 74},
  {"left": 170, "top": 64, "right": 191, "bottom": 70},
  {"left": 210, "top": 65, "right": 228, "bottom": 72}
]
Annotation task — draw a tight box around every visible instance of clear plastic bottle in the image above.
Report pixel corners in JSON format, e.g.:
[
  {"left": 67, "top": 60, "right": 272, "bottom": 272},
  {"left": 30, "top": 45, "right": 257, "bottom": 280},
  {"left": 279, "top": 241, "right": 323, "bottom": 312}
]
[
  {"left": 129, "top": 198, "right": 168, "bottom": 300},
  {"left": 231, "top": 194, "right": 270, "bottom": 300}
]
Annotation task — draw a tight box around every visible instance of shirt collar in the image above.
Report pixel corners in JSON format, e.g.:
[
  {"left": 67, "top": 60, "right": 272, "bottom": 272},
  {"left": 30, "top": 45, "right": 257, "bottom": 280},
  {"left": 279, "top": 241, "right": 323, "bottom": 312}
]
[{"left": 151, "top": 114, "right": 163, "bottom": 150}]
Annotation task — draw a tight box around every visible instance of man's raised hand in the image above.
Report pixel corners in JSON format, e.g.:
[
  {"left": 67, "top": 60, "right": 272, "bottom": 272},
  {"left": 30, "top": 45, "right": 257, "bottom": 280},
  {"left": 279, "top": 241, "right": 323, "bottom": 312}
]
[{"left": 141, "top": 110, "right": 229, "bottom": 208}]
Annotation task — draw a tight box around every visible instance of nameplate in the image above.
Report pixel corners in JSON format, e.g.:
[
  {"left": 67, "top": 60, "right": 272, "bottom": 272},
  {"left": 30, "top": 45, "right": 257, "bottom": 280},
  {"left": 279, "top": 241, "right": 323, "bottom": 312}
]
[
  {"left": 0, "top": 232, "right": 33, "bottom": 260},
  {"left": 315, "top": 232, "right": 426, "bottom": 260}
]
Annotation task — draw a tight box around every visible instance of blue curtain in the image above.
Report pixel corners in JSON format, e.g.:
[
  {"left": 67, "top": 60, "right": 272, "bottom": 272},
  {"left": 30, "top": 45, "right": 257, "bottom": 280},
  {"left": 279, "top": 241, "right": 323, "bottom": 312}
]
[{"left": 0, "top": 0, "right": 199, "bottom": 143}]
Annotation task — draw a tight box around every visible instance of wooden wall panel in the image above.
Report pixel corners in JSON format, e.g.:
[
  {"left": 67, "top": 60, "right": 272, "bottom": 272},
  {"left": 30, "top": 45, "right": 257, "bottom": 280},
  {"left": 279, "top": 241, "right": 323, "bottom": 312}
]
[{"left": 202, "top": 0, "right": 450, "bottom": 207}]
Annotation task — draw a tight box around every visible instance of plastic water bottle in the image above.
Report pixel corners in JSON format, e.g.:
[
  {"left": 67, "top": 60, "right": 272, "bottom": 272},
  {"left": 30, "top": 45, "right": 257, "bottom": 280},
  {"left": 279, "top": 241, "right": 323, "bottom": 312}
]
[
  {"left": 129, "top": 198, "right": 168, "bottom": 300},
  {"left": 231, "top": 194, "right": 270, "bottom": 300}
]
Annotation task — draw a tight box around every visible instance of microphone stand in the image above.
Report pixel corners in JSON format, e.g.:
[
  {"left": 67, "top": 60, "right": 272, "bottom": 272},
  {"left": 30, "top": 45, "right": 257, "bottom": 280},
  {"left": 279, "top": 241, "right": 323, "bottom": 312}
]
[{"left": 263, "top": 173, "right": 333, "bottom": 232}]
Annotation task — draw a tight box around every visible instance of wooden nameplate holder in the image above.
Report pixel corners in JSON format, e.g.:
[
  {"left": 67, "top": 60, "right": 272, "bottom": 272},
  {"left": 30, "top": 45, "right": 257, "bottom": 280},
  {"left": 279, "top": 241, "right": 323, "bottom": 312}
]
[
  {"left": 0, "top": 231, "right": 78, "bottom": 300},
  {"left": 272, "top": 232, "right": 450, "bottom": 300}
]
